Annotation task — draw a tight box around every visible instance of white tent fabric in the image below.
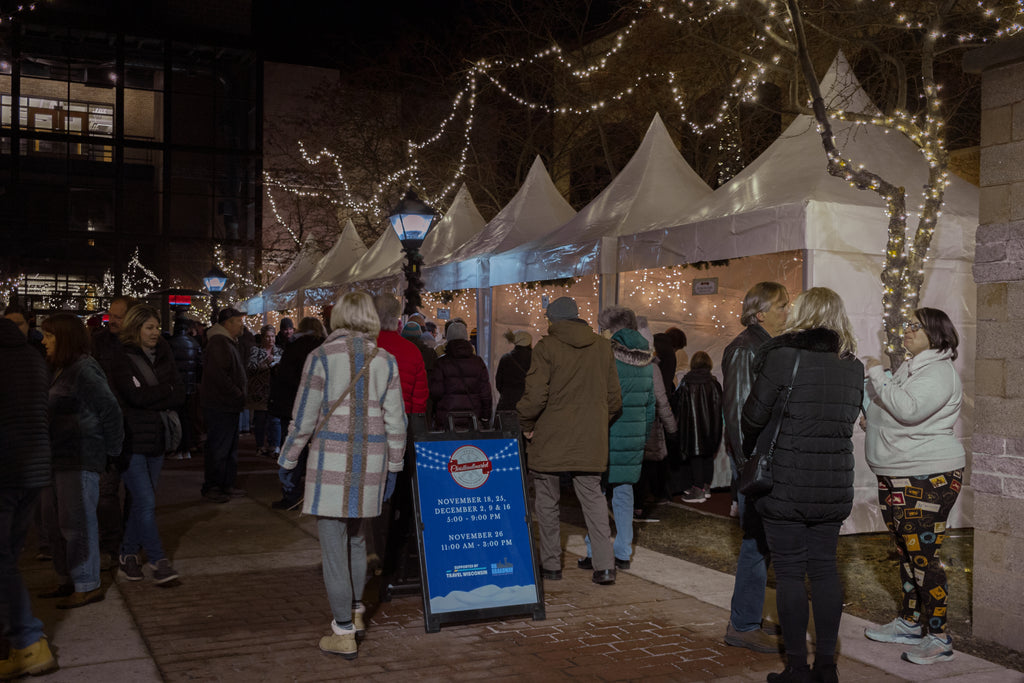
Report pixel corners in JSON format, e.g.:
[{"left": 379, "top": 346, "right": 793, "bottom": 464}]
[
  {"left": 342, "top": 183, "right": 489, "bottom": 288},
  {"left": 490, "top": 113, "right": 713, "bottom": 285},
  {"left": 305, "top": 219, "right": 368, "bottom": 290},
  {"left": 613, "top": 52, "right": 978, "bottom": 532},
  {"left": 243, "top": 234, "right": 325, "bottom": 314},
  {"left": 423, "top": 156, "right": 576, "bottom": 291}
]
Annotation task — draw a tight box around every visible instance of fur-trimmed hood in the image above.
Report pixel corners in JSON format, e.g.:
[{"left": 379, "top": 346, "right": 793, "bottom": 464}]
[
  {"left": 753, "top": 327, "right": 840, "bottom": 373},
  {"left": 611, "top": 328, "right": 654, "bottom": 367}
]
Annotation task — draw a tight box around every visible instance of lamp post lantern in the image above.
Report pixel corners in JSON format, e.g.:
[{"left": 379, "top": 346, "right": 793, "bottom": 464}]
[
  {"left": 203, "top": 265, "right": 229, "bottom": 323},
  {"left": 389, "top": 189, "right": 440, "bottom": 317}
]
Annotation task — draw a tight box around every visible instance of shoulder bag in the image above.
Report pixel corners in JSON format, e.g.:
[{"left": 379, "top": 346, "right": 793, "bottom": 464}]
[{"left": 739, "top": 351, "right": 801, "bottom": 497}]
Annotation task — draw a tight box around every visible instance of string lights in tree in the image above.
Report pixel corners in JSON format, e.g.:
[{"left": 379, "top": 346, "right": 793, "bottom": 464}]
[{"left": 101, "top": 247, "right": 161, "bottom": 299}]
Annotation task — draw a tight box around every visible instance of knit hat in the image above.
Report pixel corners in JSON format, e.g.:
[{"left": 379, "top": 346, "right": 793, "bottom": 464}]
[
  {"left": 446, "top": 321, "right": 469, "bottom": 341},
  {"left": 401, "top": 321, "right": 422, "bottom": 340},
  {"left": 280, "top": 317, "right": 294, "bottom": 330},
  {"left": 217, "top": 307, "right": 243, "bottom": 324},
  {"left": 546, "top": 296, "right": 578, "bottom": 321},
  {"left": 513, "top": 330, "right": 532, "bottom": 347}
]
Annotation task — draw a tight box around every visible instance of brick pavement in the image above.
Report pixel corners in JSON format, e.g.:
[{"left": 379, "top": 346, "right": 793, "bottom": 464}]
[{"left": 17, "top": 441, "right": 1018, "bottom": 682}]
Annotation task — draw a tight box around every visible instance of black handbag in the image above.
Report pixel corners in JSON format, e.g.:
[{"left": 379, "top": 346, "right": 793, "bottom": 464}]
[{"left": 739, "top": 352, "right": 801, "bottom": 497}]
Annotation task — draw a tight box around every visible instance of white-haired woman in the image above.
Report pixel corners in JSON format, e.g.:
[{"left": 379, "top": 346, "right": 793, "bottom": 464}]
[
  {"left": 278, "top": 291, "right": 407, "bottom": 660},
  {"left": 741, "top": 287, "right": 864, "bottom": 683}
]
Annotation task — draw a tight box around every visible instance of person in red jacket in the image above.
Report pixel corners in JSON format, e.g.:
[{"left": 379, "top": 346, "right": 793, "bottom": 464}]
[{"left": 372, "top": 295, "right": 427, "bottom": 415}]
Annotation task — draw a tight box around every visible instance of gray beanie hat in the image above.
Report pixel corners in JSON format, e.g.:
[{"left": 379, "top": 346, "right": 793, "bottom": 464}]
[
  {"left": 446, "top": 321, "right": 469, "bottom": 341},
  {"left": 546, "top": 296, "right": 578, "bottom": 321}
]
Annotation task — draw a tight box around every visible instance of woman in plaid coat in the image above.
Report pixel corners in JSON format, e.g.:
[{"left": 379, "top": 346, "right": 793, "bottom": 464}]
[{"left": 279, "top": 292, "right": 406, "bottom": 660}]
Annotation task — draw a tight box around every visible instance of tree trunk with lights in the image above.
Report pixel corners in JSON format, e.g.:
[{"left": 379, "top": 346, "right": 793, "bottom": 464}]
[{"left": 785, "top": 0, "right": 953, "bottom": 370}]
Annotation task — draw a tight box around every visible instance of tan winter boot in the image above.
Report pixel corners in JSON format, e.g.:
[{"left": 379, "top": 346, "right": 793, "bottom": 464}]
[{"left": 0, "top": 638, "right": 58, "bottom": 679}]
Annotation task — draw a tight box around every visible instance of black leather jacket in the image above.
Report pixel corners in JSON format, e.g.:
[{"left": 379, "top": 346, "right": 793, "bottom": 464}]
[
  {"left": 672, "top": 367, "right": 723, "bottom": 462},
  {"left": 721, "top": 323, "right": 770, "bottom": 469}
]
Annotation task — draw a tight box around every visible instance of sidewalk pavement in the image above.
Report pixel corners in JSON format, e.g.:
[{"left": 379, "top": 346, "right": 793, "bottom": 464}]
[{"left": 17, "top": 447, "right": 1022, "bottom": 682}]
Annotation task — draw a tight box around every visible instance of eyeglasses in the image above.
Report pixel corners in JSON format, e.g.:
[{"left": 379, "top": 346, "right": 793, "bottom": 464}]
[{"left": 903, "top": 322, "right": 922, "bottom": 333}]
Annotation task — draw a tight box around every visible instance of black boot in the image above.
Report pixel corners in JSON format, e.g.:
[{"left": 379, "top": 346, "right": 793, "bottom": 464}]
[
  {"left": 811, "top": 655, "right": 838, "bottom": 683},
  {"left": 766, "top": 665, "right": 812, "bottom": 683}
]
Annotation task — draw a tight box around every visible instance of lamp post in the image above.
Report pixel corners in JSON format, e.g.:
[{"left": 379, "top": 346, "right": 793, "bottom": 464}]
[
  {"left": 388, "top": 189, "right": 440, "bottom": 317},
  {"left": 203, "top": 265, "right": 229, "bottom": 324}
]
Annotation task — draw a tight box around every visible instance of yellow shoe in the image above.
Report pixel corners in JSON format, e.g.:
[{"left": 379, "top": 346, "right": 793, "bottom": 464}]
[{"left": 0, "top": 638, "right": 58, "bottom": 679}]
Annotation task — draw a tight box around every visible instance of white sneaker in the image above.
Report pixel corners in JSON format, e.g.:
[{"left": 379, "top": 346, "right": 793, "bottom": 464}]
[
  {"left": 703, "top": 485, "right": 711, "bottom": 499},
  {"left": 901, "top": 633, "right": 954, "bottom": 665},
  {"left": 864, "top": 617, "right": 923, "bottom": 645}
]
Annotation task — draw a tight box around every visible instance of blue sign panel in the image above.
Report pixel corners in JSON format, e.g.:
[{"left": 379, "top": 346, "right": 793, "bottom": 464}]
[{"left": 414, "top": 438, "right": 539, "bottom": 616}]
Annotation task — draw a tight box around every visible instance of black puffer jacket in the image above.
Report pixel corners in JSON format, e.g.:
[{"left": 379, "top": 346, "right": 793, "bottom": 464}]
[
  {"left": 168, "top": 331, "right": 201, "bottom": 395},
  {"left": 110, "top": 339, "right": 185, "bottom": 456},
  {"left": 742, "top": 328, "right": 863, "bottom": 523},
  {"left": 672, "top": 367, "right": 723, "bottom": 463},
  {"left": 430, "top": 338, "right": 492, "bottom": 429},
  {"left": 0, "top": 318, "right": 51, "bottom": 488},
  {"left": 494, "top": 345, "right": 531, "bottom": 413},
  {"left": 268, "top": 332, "right": 324, "bottom": 421}
]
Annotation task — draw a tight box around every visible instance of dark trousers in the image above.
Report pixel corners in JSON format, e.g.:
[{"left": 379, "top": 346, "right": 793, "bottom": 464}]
[
  {"left": 97, "top": 468, "right": 123, "bottom": 557},
  {"left": 762, "top": 518, "right": 843, "bottom": 665},
  {"left": 203, "top": 408, "right": 240, "bottom": 494},
  {"left": 877, "top": 469, "right": 962, "bottom": 635}
]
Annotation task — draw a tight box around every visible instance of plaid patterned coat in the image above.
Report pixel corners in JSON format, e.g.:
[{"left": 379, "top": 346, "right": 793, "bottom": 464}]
[{"left": 279, "top": 330, "right": 407, "bottom": 518}]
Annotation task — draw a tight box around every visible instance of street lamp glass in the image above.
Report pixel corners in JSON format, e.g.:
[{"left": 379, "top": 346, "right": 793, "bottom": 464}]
[
  {"left": 203, "top": 267, "right": 229, "bottom": 293},
  {"left": 388, "top": 190, "right": 439, "bottom": 249}
]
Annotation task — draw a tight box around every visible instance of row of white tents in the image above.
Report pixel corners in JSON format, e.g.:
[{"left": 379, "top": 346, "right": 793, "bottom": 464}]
[{"left": 243, "top": 54, "right": 979, "bottom": 533}]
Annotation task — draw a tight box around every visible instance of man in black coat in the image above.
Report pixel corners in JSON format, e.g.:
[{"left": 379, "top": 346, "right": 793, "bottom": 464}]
[
  {"left": 721, "top": 281, "right": 789, "bottom": 654},
  {"left": 199, "top": 307, "right": 247, "bottom": 503},
  {"left": 0, "top": 317, "right": 58, "bottom": 677}
]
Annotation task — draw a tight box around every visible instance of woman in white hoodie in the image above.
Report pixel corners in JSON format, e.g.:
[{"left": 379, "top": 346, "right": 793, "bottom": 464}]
[{"left": 862, "top": 307, "right": 965, "bottom": 667}]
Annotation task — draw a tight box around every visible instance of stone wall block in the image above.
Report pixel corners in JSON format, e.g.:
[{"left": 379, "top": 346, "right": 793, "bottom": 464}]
[
  {"left": 970, "top": 472, "right": 1004, "bottom": 494},
  {"left": 980, "top": 142, "right": 1024, "bottom": 186},
  {"left": 1007, "top": 280, "right": 1024, "bottom": 316},
  {"left": 1003, "top": 476, "right": 1024, "bottom": 499},
  {"left": 975, "top": 321, "right": 1024, "bottom": 358},
  {"left": 973, "top": 452, "right": 1024, "bottom": 477},
  {"left": 975, "top": 283, "right": 1007, "bottom": 322},
  {"left": 976, "top": 223, "right": 1010, "bottom": 243},
  {"left": 975, "top": 396, "right": 1024, "bottom": 437},
  {"left": 982, "top": 105, "right": 1013, "bottom": 146},
  {"left": 981, "top": 62, "right": 1024, "bottom": 110},
  {"left": 1007, "top": 359, "right": 1024, "bottom": 399},
  {"left": 972, "top": 433, "right": 1007, "bottom": 455},
  {"left": 980, "top": 185, "right": 1010, "bottom": 224},
  {"left": 974, "top": 492, "right": 1024, "bottom": 534},
  {"left": 975, "top": 260, "right": 1024, "bottom": 283},
  {"left": 975, "top": 242, "right": 1006, "bottom": 263},
  {"left": 1011, "top": 183, "right": 1024, "bottom": 221},
  {"left": 1016, "top": 102, "right": 1024, "bottom": 142},
  {"left": 975, "top": 358, "right": 1006, "bottom": 397}
]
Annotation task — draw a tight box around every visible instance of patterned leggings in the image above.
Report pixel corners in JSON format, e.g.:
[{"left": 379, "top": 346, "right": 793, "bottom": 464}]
[{"left": 876, "top": 469, "right": 963, "bottom": 635}]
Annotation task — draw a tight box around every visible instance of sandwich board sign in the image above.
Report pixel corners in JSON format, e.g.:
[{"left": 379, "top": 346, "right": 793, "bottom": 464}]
[{"left": 410, "top": 414, "right": 545, "bottom": 632}]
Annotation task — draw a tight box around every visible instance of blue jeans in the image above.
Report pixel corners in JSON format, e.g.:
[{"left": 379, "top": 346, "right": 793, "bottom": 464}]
[
  {"left": 0, "top": 487, "right": 45, "bottom": 649},
  {"left": 253, "top": 410, "right": 281, "bottom": 452},
  {"left": 51, "top": 469, "right": 101, "bottom": 592},
  {"left": 204, "top": 409, "right": 240, "bottom": 494},
  {"left": 318, "top": 517, "right": 367, "bottom": 624},
  {"left": 729, "top": 490, "right": 771, "bottom": 631},
  {"left": 120, "top": 453, "right": 166, "bottom": 563},
  {"left": 585, "top": 483, "right": 633, "bottom": 562}
]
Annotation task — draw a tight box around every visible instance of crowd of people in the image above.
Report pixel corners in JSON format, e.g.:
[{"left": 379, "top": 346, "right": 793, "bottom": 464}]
[{"left": 0, "top": 280, "right": 966, "bottom": 678}]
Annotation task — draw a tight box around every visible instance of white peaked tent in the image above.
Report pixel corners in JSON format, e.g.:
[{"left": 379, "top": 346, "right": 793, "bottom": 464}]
[
  {"left": 490, "top": 113, "right": 713, "bottom": 285},
  {"left": 245, "top": 234, "right": 325, "bottom": 313},
  {"left": 342, "top": 183, "right": 489, "bottom": 288},
  {"left": 423, "top": 156, "right": 576, "bottom": 291},
  {"left": 617, "top": 52, "right": 978, "bottom": 533},
  {"left": 304, "top": 219, "right": 368, "bottom": 292},
  {"left": 333, "top": 225, "right": 403, "bottom": 289}
]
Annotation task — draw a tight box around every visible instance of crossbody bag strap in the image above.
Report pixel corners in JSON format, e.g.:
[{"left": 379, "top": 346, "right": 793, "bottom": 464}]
[
  {"left": 127, "top": 351, "right": 160, "bottom": 387},
  {"left": 310, "top": 347, "right": 379, "bottom": 440},
  {"left": 765, "top": 350, "right": 802, "bottom": 457}
]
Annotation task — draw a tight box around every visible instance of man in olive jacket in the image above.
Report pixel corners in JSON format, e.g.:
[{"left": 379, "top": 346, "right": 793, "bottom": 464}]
[
  {"left": 0, "top": 317, "right": 58, "bottom": 677},
  {"left": 517, "top": 297, "right": 622, "bottom": 586},
  {"left": 199, "top": 307, "right": 247, "bottom": 503}
]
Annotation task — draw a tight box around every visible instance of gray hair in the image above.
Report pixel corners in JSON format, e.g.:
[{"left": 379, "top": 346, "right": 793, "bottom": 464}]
[
  {"left": 372, "top": 293, "right": 402, "bottom": 331},
  {"left": 598, "top": 306, "right": 637, "bottom": 333},
  {"left": 740, "top": 282, "right": 788, "bottom": 327}
]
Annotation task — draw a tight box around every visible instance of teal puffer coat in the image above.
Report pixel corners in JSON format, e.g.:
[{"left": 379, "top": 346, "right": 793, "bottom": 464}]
[{"left": 608, "top": 328, "right": 655, "bottom": 484}]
